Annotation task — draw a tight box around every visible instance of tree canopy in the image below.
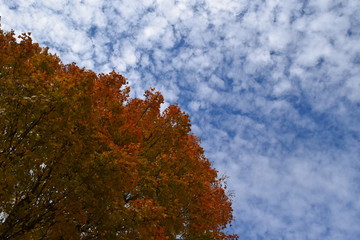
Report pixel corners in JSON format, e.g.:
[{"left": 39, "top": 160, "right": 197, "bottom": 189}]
[{"left": 0, "top": 29, "right": 237, "bottom": 239}]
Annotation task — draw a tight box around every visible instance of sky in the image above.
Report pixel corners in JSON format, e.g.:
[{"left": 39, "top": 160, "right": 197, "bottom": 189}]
[{"left": 1, "top": 0, "right": 360, "bottom": 239}]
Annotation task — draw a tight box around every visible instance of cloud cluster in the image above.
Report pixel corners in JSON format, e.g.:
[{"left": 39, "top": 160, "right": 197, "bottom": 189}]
[{"left": 1, "top": 0, "right": 360, "bottom": 239}]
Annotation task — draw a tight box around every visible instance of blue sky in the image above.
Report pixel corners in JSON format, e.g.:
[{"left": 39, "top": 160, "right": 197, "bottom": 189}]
[{"left": 1, "top": 0, "right": 360, "bottom": 239}]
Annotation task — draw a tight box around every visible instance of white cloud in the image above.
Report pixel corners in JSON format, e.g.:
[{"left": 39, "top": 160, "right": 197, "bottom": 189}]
[
  {"left": 121, "top": 42, "right": 138, "bottom": 66},
  {"left": 344, "top": 75, "right": 360, "bottom": 102},
  {"left": 209, "top": 74, "right": 225, "bottom": 89},
  {"left": 188, "top": 101, "right": 201, "bottom": 112},
  {"left": 268, "top": 28, "right": 292, "bottom": 50},
  {"left": 142, "top": 15, "right": 168, "bottom": 41},
  {"left": 38, "top": 0, "right": 67, "bottom": 11},
  {"left": 273, "top": 79, "right": 292, "bottom": 96}
]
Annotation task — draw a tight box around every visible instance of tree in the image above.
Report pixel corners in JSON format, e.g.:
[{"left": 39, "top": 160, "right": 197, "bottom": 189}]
[{"left": 0, "top": 28, "right": 238, "bottom": 239}]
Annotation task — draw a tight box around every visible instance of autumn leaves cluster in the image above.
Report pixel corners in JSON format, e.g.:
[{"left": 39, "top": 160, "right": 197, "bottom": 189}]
[{"left": 0, "top": 29, "right": 237, "bottom": 239}]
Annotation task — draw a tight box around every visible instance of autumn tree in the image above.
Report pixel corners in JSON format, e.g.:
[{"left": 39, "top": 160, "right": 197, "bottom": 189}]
[{"left": 0, "top": 29, "right": 238, "bottom": 239}]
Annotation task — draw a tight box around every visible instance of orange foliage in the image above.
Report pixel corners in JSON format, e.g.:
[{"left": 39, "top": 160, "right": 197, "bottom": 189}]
[{"left": 0, "top": 29, "right": 237, "bottom": 239}]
